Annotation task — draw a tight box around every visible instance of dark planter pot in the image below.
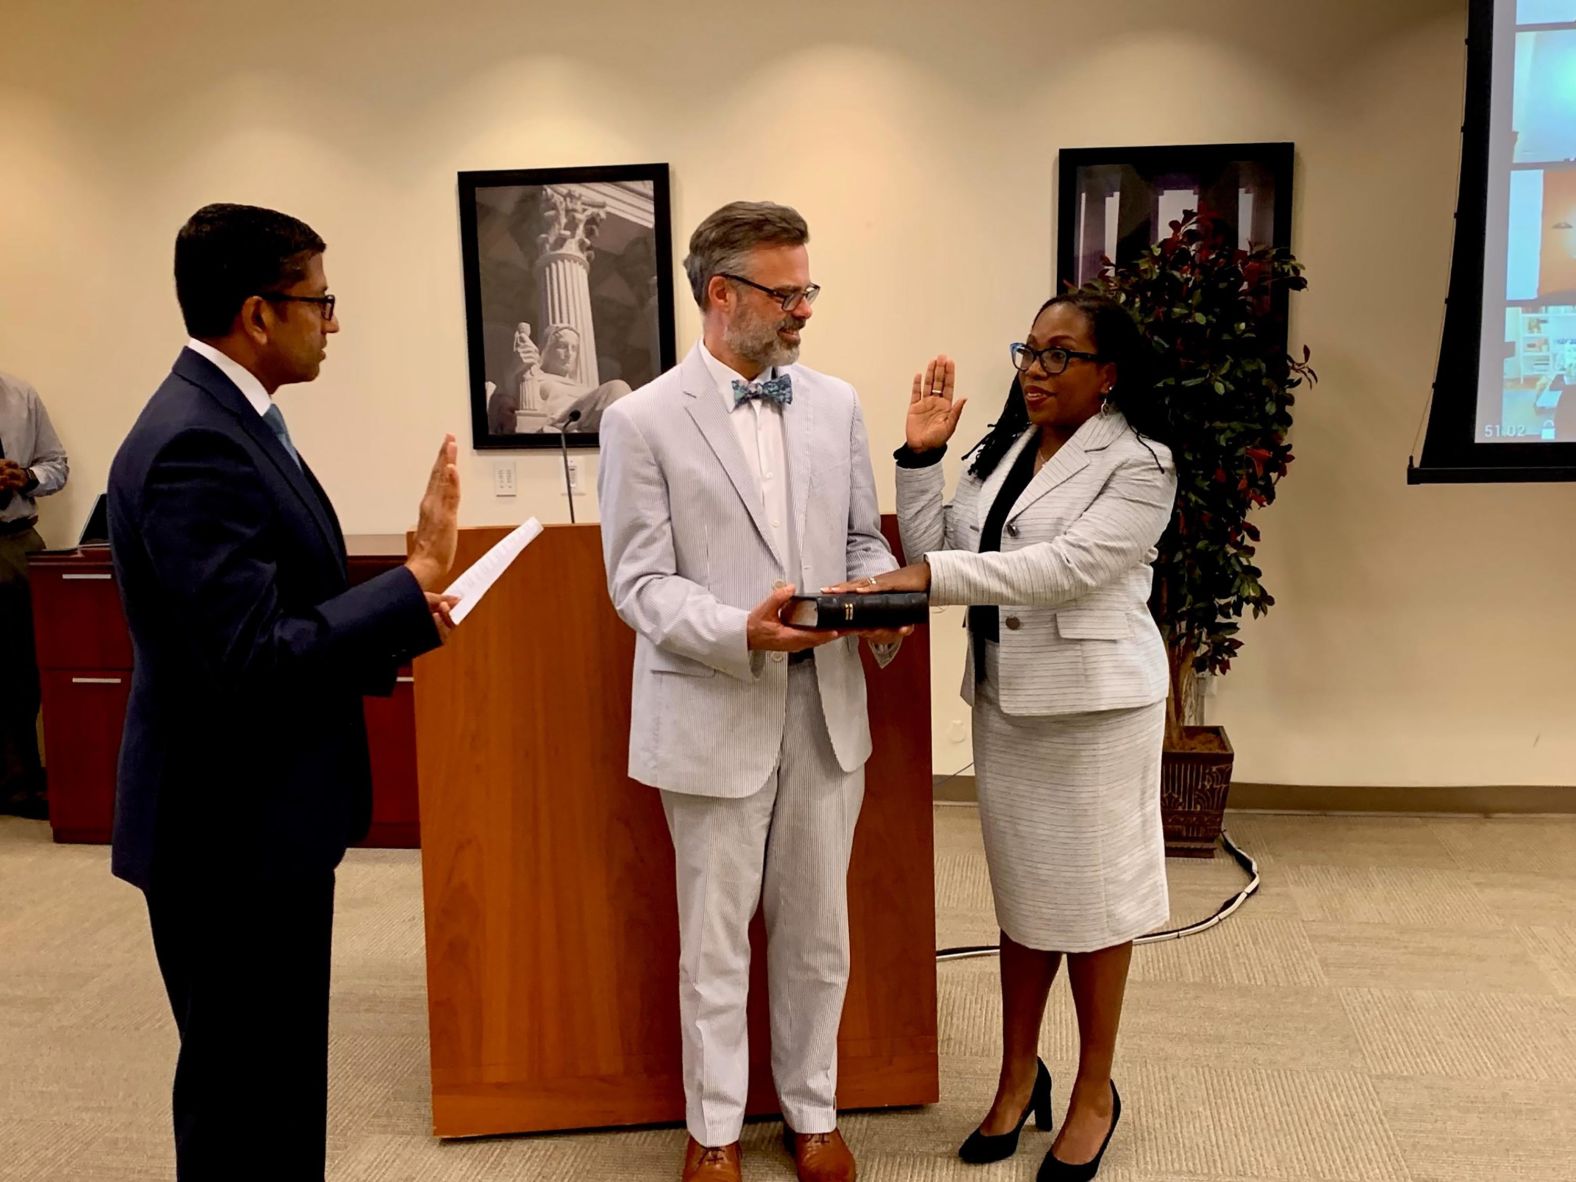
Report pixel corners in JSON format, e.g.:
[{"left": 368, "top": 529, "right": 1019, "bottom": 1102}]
[{"left": 1161, "top": 725, "right": 1234, "bottom": 859}]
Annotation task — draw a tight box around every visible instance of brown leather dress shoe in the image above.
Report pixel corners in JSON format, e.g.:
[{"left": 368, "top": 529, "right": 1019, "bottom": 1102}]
[
  {"left": 682, "top": 1135, "right": 741, "bottom": 1181},
  {"left": 783, "top": 1126, "right": 856, "bottom": 1182}
]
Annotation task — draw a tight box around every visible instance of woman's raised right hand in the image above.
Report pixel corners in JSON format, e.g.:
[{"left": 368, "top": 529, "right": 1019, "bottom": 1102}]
[{"left": 905, "top": 355, "right": 967, "bottom": 452}]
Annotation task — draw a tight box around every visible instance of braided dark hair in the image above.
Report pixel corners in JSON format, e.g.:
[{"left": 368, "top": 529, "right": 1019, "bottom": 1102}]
[{"left": 965, "top": 290, "right": 1164, "bottom": 480}]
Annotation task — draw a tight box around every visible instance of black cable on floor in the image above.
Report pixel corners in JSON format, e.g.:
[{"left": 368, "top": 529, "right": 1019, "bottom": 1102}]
[{"left": 935, "top": 829, "right": 1260, "bottom": 961}]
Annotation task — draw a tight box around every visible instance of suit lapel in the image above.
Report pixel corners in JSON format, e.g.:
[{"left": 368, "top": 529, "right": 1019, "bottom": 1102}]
[
  {"left": 1007, "top": 409, "right": 1130, "bottom": 522},
  {"left": 976, "top": 428, "right": 1038, "bottom": 533},
  {"left": 1010, "top": 443, "right": 1090, "bottom": 520},
  {"left": 782, "top": 367, "right": 813, "bottom": 559},
  {"left": 679, "top": 346, "right": 785, "bottom": 567},
  {"left": 301, "top": 461, "right": 349, "bottom": 573},
  {"left": 173, "top": 349, "right": 344, "bottom": 565}
]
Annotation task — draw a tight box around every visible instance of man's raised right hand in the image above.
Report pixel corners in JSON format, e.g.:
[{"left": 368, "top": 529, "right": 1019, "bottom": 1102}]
[{"left": 405, "top": 435, "right": 461, "bottom": 593}]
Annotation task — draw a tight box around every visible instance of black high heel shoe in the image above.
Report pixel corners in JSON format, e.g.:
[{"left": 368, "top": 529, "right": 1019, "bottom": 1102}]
[
  {"left": 957, "top": 1058, "right": 1053, "bottom": 1164},
  {"left": 1037, "top": 1080, "right": 1121, "bottom": 1182}
]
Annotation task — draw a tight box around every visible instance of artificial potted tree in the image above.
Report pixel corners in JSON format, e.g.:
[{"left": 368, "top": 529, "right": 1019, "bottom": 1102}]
[{"left": 1083, "top": 211, "right": 1316, "bottom": 857}]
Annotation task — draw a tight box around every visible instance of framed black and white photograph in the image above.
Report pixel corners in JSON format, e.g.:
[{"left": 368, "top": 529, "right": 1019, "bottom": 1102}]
[
  {"left": 1057, "top": 141, "right": 1294, "bottom": 295},
  {"left": 458, "top": 163, "right": 677, "bottom": 450}
]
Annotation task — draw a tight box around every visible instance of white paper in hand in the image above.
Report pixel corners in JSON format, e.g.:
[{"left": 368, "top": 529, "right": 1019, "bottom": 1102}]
[{"left": 442, "top": 518, "right": 543, "bottom": 625}]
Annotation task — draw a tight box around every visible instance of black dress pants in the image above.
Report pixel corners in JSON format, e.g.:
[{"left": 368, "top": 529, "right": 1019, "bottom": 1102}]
[
  {"left": 0, "top": 527, "right": 44, "bottom": 796},
  {"left": 145, "top": 872, "right": 336, "bottom": 1181}
]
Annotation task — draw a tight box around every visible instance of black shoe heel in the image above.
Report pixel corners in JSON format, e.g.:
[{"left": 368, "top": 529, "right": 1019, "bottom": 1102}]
[
  {"left": 957, "top": 1058, "right": 1053, "bottom": 1165},
  {"left": 1032, "top": 1066, "right": 1055, "bottom": 1131},
  {"left": 1037, "top": 1080, "right": 1121, "bottom": 1182}
]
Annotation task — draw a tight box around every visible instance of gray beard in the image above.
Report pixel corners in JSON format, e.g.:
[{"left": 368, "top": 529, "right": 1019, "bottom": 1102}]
[{"left": 725, "top": 317, "right": 799, "bottom": 371}]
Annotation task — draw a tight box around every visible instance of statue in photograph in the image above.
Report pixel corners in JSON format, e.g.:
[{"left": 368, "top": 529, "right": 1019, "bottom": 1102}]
[{"left": 487, "top": 321, "right": 630, "bottom": 435}]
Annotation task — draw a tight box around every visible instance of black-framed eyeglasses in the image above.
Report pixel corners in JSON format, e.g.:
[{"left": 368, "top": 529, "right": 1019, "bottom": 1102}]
[
  {"left": 1009, "top": 342, "right": 1101, "bottom": 376},
  {"left": 718, "top": 273, "right": 820, "bottom": 312},
  {"left": 262, "top": 293, "right": 337, "bottom": 322}
]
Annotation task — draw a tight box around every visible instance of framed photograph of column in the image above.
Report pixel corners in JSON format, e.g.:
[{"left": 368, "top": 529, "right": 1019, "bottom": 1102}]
[
  {"left": 458, "top": 163, "right": 677, "bottom": 450},
  {"left": 1057, "top": 142, "right": 1294, "bottom": 341}
]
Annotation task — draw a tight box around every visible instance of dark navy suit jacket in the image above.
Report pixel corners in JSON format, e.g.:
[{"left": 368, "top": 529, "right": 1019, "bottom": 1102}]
[{"left": 107, "top": 348, "right": 438, "bottom": 888}]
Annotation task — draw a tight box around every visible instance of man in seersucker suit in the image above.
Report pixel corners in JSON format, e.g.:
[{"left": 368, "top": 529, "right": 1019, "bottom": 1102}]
[{"left": 598, "top": 201, "right": 909, "bottom": 1182}]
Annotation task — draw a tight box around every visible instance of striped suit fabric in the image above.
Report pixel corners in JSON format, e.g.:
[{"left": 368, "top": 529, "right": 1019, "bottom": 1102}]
[
  {"left": 897, "top": 408, "right": 1178, "bottom": 950},
  {"left": 598, "top": 342, "right": 899, "bottom": 1143}
]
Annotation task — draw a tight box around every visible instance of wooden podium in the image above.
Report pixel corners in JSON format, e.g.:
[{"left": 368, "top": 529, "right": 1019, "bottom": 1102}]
[{"left": 413, "top": 523, "right": 938, "bottom": 1138}]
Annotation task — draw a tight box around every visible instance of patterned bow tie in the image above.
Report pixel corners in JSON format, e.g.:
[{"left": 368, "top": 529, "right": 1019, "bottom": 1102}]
[{"left": 731, "top": 373, "right": 793, "bottom": 408}]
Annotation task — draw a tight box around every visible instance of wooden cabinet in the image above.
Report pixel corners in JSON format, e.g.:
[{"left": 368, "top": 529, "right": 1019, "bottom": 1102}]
[
  {"left": 28, "top": 542, "right": 420, "bottom": 848},
  {"left": 362, "top": 672, "right": 419, "bottom": 848},
  {"left": 37, "top": 670, "right": 130, "bottom": 842}
]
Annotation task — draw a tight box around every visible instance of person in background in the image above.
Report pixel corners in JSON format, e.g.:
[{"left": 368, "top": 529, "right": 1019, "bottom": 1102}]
[{"left": 0, "top": 370, "right": 68, "bottom": 820}]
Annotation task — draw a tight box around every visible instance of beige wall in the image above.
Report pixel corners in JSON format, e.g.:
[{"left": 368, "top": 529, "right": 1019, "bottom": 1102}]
[{"left": 4, "top": 0, "right": 1571, "bottom": 788}]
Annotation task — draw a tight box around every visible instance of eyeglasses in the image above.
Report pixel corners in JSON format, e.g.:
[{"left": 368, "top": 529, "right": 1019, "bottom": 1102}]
[
  {"left": 263, "top": 293, "right": 337, "bottom": 321},
  {"left": 1009, "top": 342, "right": 1101, "bottom": 376},
  {"left": 718, "top": 273, "right": 821, "bottom": 313}
]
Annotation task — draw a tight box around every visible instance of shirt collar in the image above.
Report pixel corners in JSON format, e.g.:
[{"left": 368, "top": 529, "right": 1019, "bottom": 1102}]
[{"left": 185, "top": 338, "right": 272, "bottom": 418}]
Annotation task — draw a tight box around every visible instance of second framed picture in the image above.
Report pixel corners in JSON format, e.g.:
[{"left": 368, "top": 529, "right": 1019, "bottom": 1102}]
[
  {"left": 458, "top": 163, "right": 677, "bottom": 450},
  {"left": 1056, "top": 142, "right": 1293, "bottom": 290},
  {"left": 1056, "top": 141, "right": 1294, "bottom": 353}
]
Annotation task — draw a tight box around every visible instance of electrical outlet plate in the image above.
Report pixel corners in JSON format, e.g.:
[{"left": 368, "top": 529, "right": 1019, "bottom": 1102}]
[{"left": 493, "top": 461, "right": 516, "bottom": 497}]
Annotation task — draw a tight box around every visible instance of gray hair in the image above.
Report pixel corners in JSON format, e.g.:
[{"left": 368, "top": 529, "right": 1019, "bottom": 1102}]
[{"left": 683, "top": 201, "right": 810, "bottom": 309}]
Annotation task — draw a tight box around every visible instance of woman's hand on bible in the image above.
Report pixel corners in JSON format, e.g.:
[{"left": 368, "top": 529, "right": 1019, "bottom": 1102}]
[{"left": 823, "top": 563, "right": 932, "bottom": 596}]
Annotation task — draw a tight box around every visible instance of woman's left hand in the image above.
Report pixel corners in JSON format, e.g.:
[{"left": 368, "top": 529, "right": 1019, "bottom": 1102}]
[{"left": 823, "top": 562, "right": 931, "bottom": 595}]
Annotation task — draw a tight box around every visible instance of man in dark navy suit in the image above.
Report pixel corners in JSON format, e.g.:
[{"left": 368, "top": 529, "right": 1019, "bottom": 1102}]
[{"left": 107, "top": 203, "right": 461, "bottom": 1180}]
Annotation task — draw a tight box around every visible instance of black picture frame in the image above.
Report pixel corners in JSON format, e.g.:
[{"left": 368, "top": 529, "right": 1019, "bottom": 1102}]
[
  {"left": 458, "top": 163, "right": 677, "bottom": 450},
  {"left": 1413, "top": 0, "right": 1576, "bottom": 484},
  {"left": 1056, "top": 141, "right": 1295, "bottom": 350}
]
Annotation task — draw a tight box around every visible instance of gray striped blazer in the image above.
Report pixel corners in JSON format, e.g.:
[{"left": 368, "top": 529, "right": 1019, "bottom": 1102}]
[
  {"left": 598, "top": 343, "right": 898, "bottom": 797},
  {"left": 896, "top": 408, "right": 1177, "bottom": 717}
]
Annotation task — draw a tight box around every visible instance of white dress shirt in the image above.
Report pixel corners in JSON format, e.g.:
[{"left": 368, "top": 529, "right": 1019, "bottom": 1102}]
[
  {"left": 699, "top": 342, "right": 796, "bottom": 578},
  {"left": 185, "top": 338, "right": 272, "bottom": 418}
]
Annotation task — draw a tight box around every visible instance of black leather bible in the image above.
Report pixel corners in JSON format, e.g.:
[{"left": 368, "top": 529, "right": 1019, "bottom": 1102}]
[{"left": 779, "top": 592, "right": 929, "bottom": 631}]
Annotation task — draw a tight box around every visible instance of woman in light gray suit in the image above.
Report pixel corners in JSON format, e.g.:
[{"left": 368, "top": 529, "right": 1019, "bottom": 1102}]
[{"left": 834, "top": 292, "right": 1176, "bottom": 1182}]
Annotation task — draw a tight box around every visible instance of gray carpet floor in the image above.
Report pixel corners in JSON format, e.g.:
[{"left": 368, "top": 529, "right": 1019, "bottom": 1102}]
[{"left": 2, "top": 807, "right": 1574, "bottom": 1181}]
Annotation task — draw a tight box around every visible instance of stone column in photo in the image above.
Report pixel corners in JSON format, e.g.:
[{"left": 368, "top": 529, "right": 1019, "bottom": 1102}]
[{"left": 535, "top": 185, "right": 607, "bottom": 388}]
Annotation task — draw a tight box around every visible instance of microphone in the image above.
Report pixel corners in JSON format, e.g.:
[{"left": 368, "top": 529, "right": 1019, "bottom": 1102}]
[{"left": 558, "top": 410, "right": 582, "bottom": 524}]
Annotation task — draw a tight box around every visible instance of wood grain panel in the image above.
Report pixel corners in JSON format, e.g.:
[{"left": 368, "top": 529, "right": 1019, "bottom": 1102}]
[{"left": 414, "top": 522, "right": 937, "bottom": 1137}]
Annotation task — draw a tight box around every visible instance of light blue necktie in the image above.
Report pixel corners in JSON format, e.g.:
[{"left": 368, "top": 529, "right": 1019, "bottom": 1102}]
[
  {"left": 262, "top": 403, "right": 302, "bottom": 470},
  {"left": 731, "top": 373, "right": 793, "bottom": 408}
]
